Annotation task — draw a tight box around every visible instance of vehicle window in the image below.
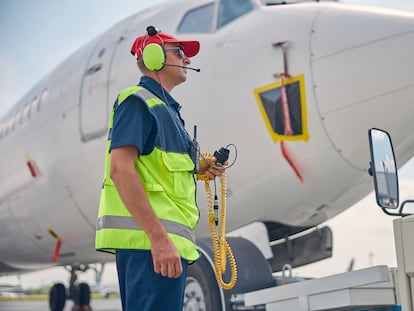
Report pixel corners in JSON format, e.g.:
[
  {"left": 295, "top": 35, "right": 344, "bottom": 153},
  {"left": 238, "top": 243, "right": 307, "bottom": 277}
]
[
  {"left": 178, "top": 3, "right": 215, "bottom": 33},
  {"left": 218, "top": 0, "right": 254, "bottom": 28}
]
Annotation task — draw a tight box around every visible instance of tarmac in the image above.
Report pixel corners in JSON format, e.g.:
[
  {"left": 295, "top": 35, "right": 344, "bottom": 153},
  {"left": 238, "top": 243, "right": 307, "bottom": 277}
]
[{"left": 0, "top": 298, "right": 121, "bottom": 311}]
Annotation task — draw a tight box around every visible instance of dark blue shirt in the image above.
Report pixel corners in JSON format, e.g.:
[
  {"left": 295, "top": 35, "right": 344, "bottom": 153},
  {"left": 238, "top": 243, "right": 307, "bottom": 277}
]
[{"left": 110, "top": 76, "right": 188, "bottom": 156}]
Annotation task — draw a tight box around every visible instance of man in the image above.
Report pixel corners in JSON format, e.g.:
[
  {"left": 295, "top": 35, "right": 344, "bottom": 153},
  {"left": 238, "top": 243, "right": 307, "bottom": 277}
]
[{"left": 95, "top": 26, "right": 224, "bottom": 310}]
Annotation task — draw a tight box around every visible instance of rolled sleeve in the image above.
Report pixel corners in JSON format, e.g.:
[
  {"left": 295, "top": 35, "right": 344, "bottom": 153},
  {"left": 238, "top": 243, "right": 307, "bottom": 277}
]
[{"left": 110, "top": 95, "right": 156, "bottom": 155}]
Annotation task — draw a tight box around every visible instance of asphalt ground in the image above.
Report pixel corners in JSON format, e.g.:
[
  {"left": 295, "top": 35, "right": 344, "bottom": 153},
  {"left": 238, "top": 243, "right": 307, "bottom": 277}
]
[{"left": 0, "top": 298, "right": 121, "bottom": 311}]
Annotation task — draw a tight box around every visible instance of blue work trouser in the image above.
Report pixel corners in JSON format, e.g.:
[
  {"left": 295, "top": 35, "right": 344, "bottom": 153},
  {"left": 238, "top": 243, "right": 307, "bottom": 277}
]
[{"left": 115, "top": 249, "right": 188, "bottom": 311}]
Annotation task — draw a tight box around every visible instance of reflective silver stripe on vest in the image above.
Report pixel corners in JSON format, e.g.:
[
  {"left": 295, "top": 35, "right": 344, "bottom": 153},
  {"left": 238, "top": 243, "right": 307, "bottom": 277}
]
[
  {"left": 137, "top": 88, "right": 156, "bottom": 101},
  {"left": 96, "top": 215, "right": 196, "bottom": 244}
]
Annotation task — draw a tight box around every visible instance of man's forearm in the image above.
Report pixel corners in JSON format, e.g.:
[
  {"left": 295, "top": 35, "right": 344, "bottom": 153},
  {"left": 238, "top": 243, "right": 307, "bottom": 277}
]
[{"left": 111, "top": 166, "right": 168, "bottom": 241}]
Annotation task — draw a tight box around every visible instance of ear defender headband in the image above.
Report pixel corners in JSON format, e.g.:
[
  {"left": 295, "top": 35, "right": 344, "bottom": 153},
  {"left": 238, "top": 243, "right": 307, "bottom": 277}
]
[{"left": 142, "top": 26, "right": 166, "bottom": 71}]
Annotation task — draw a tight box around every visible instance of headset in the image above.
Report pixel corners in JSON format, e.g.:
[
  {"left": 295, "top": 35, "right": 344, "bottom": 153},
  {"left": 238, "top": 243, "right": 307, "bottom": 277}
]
[
  {"left": 141, "top": 26, "right": 166, "bottom": 71},
  {"left": 140, "top": 26, "right": 200, "bottom": 72}
]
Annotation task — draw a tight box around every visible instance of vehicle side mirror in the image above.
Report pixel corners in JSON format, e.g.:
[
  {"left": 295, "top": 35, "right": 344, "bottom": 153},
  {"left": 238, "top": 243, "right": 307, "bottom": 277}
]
[
  {"left": 368, "top": 128, "right": 413, "bottom": 217},
  {"left": 368, "top": 128, "right": 399, "bottom": 209}
]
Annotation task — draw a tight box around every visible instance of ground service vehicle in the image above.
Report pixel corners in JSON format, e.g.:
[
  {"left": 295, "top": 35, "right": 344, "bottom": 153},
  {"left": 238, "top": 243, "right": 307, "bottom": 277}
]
[{"left": 231, "top": 128, "right": 414, "bottom": 311}]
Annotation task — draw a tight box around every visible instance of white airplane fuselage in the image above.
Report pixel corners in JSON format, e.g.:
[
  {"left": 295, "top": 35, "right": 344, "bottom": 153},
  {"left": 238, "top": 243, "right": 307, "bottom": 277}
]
[{"left": 1, "top": 0, "right": 414, "bottom": 272}]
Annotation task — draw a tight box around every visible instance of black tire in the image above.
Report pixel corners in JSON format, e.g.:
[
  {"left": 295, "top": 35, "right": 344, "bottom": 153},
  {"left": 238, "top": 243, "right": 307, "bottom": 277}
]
[
  {"left": 185, "top": 254, "right": 224, "bottom": 311},
  {"left": 75, "top": 282, "right": 91, "bottom": 305},
  {"left": 49, "top": 283, "right": 66, "bottom": 311},
  {"left": 186, "top": 237, "right": 276, "bottom": 311}
]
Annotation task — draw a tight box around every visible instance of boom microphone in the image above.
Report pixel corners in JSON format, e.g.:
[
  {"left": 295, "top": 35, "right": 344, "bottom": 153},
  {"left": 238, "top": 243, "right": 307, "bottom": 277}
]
[{"left": 163, "top": 63, "right": 201, "bottom": 72}]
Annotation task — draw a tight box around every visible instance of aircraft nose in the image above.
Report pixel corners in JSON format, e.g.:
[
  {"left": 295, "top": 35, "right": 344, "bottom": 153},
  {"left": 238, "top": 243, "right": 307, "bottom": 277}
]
[{"left": 311, "top": 6, "right": 414, "bottom": 170}]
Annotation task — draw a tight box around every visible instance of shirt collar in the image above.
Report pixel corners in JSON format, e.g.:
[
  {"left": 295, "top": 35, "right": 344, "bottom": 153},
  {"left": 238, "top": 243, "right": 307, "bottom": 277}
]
[{"left": 138, "top": 76, "right": 181, "bottom": 112}]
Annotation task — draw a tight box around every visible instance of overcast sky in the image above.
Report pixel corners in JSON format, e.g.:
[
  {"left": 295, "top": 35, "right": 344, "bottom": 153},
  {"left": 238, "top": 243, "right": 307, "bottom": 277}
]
[{"left": 0, "top": 0, "right": 414, "bottom": 289}]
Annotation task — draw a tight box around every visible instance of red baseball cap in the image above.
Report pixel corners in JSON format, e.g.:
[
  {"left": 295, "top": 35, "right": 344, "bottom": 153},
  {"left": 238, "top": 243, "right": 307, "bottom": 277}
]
[{"left": 130, "top": 26, "right": 200, "bottom": 59}]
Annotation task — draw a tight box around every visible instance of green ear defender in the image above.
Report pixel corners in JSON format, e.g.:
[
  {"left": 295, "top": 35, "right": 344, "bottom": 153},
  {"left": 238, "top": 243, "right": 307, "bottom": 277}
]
[{"left": 142, "top": 43, "right": 165, "bottom": 71}]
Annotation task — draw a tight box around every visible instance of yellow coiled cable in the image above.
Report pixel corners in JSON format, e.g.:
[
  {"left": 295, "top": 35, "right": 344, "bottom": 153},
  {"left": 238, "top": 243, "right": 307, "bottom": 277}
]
[{"left": 197, "top": 155, "right": 237, "bottom": 290}]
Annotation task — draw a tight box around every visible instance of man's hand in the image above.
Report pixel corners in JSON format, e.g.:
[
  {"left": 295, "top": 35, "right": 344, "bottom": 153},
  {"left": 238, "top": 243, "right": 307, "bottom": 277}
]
[
  {"left": 111, "top": 146, "right": 183, "bottom": 278},
  {"left": 198, "top": 154, "right": 226, "bottom": 180},
  {"left": 151, "top": 237, "right": 183, "bottom": 278}
]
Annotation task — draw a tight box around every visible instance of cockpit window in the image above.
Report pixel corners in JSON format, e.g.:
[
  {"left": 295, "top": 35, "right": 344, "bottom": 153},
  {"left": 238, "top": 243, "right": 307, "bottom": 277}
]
[
  {"left": 178, "top": 3, "right": 214, "bottom": 33},
  {"left": 218, "top": 0, "right": 254, "bottom": 28},
  {"left": 178, "top": 0, "right": 255, "bottom": 33}
]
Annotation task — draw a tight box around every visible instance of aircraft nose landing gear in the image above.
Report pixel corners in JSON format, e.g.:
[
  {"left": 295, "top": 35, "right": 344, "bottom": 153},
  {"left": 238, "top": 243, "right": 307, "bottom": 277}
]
[{"left": 49, "top": 265, "right": 94, "bottom": 311}]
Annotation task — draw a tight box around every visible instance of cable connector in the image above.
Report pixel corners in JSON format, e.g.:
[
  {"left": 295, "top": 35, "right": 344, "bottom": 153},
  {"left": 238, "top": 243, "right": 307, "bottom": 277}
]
[
  {"left": 214, "top": 147, "right": 230, "bottom": 165},
  {"left": 214, "top": 194, "right": 219, "bottom": 226}
]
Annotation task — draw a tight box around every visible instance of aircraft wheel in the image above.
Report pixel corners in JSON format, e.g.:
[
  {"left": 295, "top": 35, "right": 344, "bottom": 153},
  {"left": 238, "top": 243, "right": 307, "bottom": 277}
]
[
  {"left": 49, "top": 283, "right": 66, "bottom": 311},
  {"left": 184, "top": 254, "right": 224, "bottom": 311},
  {"left": 74, "top": 282, "right": 91, "bottom": 305}
]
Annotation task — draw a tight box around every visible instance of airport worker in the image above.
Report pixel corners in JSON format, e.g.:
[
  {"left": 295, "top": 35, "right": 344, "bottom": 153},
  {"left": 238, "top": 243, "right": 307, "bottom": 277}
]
[{"left": 95, "top": 26, "right": 225, "bottom": 311}]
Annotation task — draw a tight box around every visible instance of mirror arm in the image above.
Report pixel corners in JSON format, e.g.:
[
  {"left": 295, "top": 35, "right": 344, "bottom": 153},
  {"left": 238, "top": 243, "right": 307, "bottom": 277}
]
[
  {"left": 380, "top": 199, "right": 414, "bottom": 217},
  {"left": 399, "top": 199, "right": 414, "bottom": 217},
  {"left": 380, "top": 207, "right": 403, "bottom": 217}
]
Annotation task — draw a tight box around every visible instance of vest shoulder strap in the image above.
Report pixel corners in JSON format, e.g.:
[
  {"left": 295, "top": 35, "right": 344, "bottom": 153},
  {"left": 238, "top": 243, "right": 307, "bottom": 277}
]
[{"left": 118, "top": 86, "right": 163, "bottom": 108}]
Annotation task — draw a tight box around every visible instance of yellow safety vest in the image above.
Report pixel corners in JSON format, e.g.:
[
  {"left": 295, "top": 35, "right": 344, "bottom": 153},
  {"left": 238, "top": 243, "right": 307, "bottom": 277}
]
[{"left": 95, "top": 86, "right": 200, "bottom": 261}]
